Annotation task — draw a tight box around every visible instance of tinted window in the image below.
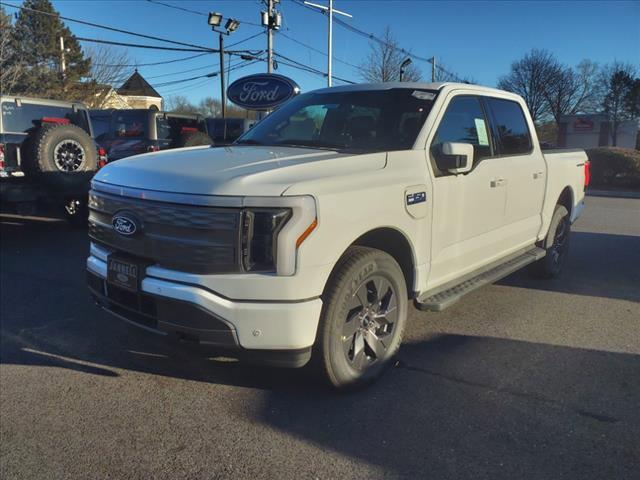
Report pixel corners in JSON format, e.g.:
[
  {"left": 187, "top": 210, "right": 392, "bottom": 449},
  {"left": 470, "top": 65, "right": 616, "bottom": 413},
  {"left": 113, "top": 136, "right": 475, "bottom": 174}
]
[
  {"left": 208, "top": 119, "right": 253, "bottom": 143},
  {"left": 156, "top": 116, "right": 205, "bottom": 141},
  {"left": 90, "top": 113, "right": 111, "bottom": 141},
  {"left": 113, "top": 111, "right": 147, "bottom": 138},
  {"left": 1, "top": 101, "right": 90, "bottom": 134},
  {"left": 237, "top": 89, "right": 436, "bottom": 152},
  {"left": 487, "top": 98, "right": 532, "bottom": 155},
  {"left": 431, "top": 96, "right": 491, "bottom": 163}
]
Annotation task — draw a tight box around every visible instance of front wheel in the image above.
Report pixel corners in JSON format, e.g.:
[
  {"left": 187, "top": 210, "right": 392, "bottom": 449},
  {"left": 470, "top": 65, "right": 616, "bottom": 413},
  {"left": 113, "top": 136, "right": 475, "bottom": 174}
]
[
  {"left": 315, "top": 246, "right": 408, "bottom": 389},
  {"left": 530, "top": 204, "right": 570, "bottom": 279}
]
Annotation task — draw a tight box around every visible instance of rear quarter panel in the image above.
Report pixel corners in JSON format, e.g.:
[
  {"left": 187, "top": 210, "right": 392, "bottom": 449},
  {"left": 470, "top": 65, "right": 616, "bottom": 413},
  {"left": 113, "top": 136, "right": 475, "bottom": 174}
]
[{"left": 540, "top": 149, "right": 587, "bottom": 237}]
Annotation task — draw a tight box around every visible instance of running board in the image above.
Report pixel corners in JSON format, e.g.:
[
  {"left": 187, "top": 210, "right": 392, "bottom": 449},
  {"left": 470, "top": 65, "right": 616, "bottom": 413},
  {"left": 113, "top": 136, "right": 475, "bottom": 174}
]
[{"left": 415, "top": 247, "right": 545, "bottom": 312}]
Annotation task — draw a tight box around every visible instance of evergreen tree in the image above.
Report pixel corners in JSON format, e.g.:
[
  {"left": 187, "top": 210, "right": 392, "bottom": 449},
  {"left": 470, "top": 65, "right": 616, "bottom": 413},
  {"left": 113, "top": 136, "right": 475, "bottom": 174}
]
[{"left": 10, "top": 0, "right": 91, "bottom": 99}]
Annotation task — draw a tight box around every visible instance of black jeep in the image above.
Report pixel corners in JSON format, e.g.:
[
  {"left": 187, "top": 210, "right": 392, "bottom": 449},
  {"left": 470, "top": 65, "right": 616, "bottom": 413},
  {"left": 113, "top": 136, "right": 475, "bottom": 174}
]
[
  {"left": 0, "top": 96, "right": 106, "bottom": 223},
  {"left": 90, "top": 109, "right": 212, "bottom": 161}
]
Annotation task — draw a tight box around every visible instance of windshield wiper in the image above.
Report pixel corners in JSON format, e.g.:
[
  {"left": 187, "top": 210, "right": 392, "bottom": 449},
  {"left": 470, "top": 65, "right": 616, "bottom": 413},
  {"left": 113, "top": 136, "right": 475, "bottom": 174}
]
[
  {"left": 234, "top": 138, "right": 263, "bottom": 145},
  {"left": 272, "top": 139, "right": 348, "bottom": 151}
]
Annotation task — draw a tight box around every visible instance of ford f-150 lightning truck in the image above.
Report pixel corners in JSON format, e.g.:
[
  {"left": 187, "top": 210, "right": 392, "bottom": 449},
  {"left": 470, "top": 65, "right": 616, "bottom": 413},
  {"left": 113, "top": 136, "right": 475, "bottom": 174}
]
[{"left": 87, "top": 83, "right": 589, "bottom": 388}]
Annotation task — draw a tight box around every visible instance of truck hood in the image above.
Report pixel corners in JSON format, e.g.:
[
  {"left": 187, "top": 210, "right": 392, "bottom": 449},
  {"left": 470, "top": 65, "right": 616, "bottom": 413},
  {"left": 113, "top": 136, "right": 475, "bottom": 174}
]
[{"left": 94, "top": 145, "right": 387, "bottom": 196}]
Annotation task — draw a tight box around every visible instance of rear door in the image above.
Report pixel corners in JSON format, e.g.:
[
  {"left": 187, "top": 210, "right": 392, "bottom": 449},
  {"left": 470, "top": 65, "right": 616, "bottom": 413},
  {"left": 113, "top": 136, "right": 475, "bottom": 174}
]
[{"left": 485, "top": 97, "right": 545, "bottom": 247}]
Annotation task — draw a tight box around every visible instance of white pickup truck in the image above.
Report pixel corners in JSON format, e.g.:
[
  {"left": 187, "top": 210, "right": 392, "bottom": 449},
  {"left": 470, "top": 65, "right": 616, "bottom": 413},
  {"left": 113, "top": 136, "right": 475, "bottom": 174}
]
[{"left": 86, "top": 82, "right": 589, "bottom": 388}]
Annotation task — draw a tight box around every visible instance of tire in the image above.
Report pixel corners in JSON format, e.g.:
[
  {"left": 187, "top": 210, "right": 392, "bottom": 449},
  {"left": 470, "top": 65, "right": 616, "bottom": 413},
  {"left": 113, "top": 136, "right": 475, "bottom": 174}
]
[
  {"left": 530, "top": 204, "right": 570, "bottom": 279},
  {"left": 177, "top": 131, "right": 212, "bottom": 148},
  {"left": 29, "top": 124, "right": 98, "bottom": 191},
  {"left": 315, "top": 246, "right": 408, "bottom": 389}
]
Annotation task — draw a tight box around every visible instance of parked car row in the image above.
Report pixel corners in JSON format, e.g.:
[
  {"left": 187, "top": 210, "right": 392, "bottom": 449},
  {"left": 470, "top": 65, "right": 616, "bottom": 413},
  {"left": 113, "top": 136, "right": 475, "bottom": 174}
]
[{"left": 0, "top": 95, "right": 255, "bottom": 223}]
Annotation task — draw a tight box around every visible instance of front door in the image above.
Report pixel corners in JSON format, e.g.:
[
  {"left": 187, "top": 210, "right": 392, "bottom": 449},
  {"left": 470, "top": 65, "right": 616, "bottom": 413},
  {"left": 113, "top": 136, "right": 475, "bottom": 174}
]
[{"left": 427, "top": 95, "right": 509, "bottom": 289}]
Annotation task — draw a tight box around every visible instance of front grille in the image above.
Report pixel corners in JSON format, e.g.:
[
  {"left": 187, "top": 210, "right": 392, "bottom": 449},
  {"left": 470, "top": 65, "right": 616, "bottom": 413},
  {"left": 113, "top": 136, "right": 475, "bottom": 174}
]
[{"left": 89, "top": 190, "right": 242, "bottom": 274}]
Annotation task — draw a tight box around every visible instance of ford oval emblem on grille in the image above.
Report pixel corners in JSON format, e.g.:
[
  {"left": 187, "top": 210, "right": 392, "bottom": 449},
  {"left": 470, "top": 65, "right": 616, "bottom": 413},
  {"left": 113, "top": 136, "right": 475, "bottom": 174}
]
[{"left": 112, "top": 215, "right": 138, "bottom": 236}]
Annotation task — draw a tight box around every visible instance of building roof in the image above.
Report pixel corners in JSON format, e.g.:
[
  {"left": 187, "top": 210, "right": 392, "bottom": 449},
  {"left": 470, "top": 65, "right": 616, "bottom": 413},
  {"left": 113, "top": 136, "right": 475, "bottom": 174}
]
[{"left": 117, "top": 70, "right": 162, "bottom": 98}]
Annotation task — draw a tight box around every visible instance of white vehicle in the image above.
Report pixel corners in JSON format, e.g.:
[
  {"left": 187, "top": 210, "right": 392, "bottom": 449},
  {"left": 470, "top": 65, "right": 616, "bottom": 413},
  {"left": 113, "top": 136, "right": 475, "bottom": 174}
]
[{"left": 86, "top": 83, "right": 589, "bottom": 388}]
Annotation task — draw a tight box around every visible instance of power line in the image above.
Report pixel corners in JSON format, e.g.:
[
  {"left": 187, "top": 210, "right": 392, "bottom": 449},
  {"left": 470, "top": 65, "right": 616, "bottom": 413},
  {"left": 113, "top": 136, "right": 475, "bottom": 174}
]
[
  {"left": 274, "top": 52, "right": 355, "bottom": 84},
  {"left": 76, "top": 37, "right": 213, "bottom": 53},
  {"left": 289, "top": 0, "right": 465, "bottom": 82},
  {"left": 145, "top": 0, "right": 264, "bottom": 27},
  {"left": 279, "top": 31, "right": 360, "bottom": 71},
  {"left": 92, "top": 52, "right": 209, "bottom": 68},
  {"left": 0, "top": 1, "right": 215, "bottom": 52}
]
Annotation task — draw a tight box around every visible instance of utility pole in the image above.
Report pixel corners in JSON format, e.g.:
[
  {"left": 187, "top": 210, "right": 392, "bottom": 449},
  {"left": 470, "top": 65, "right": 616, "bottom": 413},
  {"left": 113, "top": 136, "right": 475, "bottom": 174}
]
[
  {"left": 304, "top": 0, "right": 352, "bottom": 87},
  {"left": 262, "top": 0, "right": 281, "bottom": 74},
  {"left": 59, "top": 36, "right": 66, "bottom": 78},
  {"left": 219, "top": 33, "right": 226, "bottom": 118},
  {"left": 431, "top": 56, "right": 436, "bottom": 82}
]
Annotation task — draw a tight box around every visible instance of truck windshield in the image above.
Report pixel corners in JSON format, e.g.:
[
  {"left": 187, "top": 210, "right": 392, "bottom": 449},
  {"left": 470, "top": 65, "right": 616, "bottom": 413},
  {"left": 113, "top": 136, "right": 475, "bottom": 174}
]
[{"left": 236, "top": 89, "right": 437, "bottom": 152}]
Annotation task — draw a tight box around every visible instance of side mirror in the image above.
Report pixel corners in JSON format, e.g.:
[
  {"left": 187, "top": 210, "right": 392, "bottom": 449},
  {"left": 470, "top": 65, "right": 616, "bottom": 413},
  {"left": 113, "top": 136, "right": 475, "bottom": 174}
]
[{"left": 436, "top": 142, "right": 474, "bottom": 174}]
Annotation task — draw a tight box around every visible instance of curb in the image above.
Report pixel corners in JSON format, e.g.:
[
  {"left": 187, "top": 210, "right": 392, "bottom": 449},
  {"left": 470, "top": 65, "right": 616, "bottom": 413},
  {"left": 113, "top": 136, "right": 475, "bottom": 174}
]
[{"left": 587, "top": 189, "right": 640, "bottom": 199}]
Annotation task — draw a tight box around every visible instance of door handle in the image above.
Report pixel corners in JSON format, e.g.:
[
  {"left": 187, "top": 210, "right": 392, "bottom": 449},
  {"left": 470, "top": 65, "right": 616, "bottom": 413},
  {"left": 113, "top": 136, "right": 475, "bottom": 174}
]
[
  {"left": 490, "top": 178, "right": 507, "bottom": 188},
  {"left": 533, "top": 171, "right": 545, "bottom": 179}
]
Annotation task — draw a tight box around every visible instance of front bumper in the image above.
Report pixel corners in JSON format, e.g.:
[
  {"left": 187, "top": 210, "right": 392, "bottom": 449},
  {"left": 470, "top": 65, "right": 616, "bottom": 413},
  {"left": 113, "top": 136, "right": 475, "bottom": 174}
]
[{"left": 87, "top": 254, "right": 322, "bottom": 368}]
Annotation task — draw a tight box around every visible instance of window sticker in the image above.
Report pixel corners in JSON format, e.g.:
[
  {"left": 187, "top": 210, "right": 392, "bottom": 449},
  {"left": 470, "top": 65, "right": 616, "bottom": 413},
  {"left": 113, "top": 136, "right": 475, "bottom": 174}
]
[
  {"left": 475, "top": 118, "right": 489, "bottom": 146},
  {"left": 412, "top": 91, "right": 435, "bottom": 101}
]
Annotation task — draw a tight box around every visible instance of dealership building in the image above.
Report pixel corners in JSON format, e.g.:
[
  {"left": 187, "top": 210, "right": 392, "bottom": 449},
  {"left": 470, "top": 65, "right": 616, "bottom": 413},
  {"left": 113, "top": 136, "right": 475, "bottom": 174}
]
[{"left": 558, "top": 114, "right": 639, "bottom": 149}]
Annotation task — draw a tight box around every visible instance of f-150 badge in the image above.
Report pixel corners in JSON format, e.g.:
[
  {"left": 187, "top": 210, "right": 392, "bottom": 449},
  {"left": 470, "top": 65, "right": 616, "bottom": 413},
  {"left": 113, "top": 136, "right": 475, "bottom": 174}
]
[{"left": 406, "top": 192, "right": 426, "bottom": 205}]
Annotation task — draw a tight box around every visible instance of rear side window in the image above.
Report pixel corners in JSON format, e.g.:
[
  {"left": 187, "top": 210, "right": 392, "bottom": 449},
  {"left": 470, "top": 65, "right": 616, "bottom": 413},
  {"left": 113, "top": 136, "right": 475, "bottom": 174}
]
[
  {"left": 431, "top": 96, "right": 492, "bottom": 163},
  {"left": 156, "top": 116, "right": 205, "bottom": 141},
  {"left": 113, "top": 111, "right": 146, "bottom": 138},
  {"left": 90, "top": 114, "right": 111, "bottom": 141},
  {"left": 486, "top": 98, "right": 532, "bottom": 156},
  {"left": 1, "top": 101, "right": 90, "bottom": 134}
]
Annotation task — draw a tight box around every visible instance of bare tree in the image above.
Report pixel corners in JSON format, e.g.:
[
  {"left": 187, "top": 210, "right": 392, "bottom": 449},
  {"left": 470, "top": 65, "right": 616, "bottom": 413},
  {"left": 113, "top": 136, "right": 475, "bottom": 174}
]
[
  {"left": 498, "top": 49, "right": 559, "bottom": 122},
  {"left": 165, "top": 95, "right": 199, "bottom": 113},
  {"left": 542, "top": 60, "right": 599, "bottom": 129},
  {"left": 82, "top": 45, "right": 132, "bottom": 107},
  {"left": 359, "top": 26, "right": 421, "bottom": 83}
]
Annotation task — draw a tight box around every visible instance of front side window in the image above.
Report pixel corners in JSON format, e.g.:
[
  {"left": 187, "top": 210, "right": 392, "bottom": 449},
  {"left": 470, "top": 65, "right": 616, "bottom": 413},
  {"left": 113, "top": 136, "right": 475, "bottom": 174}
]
[
  {"left": 486, "top": 98, "right": 532, "bottom": 155},
  {"left": 237, "top": 89, "right": 436, "bottom": 152},
  {"left": 430, "top": 96, "right": 492, "bottom": 165}
]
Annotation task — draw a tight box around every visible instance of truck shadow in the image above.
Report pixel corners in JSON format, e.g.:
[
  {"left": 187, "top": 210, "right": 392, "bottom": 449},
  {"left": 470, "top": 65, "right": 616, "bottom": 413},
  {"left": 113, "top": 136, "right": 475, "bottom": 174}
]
[
  {"left": 1, "top": 215, "right": 639, "bottom": 477},
  {"left": 499, "top": 231, "right": 640, "bottom": 303}
]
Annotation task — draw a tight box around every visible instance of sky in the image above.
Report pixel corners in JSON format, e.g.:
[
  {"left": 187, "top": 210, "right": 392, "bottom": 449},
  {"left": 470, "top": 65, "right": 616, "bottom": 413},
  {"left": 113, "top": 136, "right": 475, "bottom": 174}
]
[{"left": 9, "top": 0, "right": 640, "bottom": 104}]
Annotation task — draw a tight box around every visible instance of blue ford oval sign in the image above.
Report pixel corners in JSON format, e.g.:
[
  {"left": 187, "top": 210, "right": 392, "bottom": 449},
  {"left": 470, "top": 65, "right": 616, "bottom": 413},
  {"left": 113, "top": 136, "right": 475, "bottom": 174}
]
[{"left": 227, "top": 74, "right": 300, "bottom": 111}]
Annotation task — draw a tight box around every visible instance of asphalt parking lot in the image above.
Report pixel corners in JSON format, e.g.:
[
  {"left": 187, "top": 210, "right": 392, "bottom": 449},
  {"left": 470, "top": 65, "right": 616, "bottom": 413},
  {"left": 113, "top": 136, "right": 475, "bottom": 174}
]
[{"left": 1, "top": 195, "right": 639, "bottom": 480}]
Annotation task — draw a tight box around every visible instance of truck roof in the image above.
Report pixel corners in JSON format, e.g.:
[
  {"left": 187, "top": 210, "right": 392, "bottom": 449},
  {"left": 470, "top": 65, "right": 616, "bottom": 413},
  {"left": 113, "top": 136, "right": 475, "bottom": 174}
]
[
  {"left": 0, "top": 95, "right": 89, "bottom": 109},
  {"left": 311, "top": 82, "right": 523, "bottom": 101}
]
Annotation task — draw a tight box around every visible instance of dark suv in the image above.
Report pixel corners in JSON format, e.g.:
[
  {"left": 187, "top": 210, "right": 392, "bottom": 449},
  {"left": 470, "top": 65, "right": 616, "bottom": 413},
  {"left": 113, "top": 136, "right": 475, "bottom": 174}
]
[
  {"left": 0, "top": 96, "right": 106, "bottom": 222},
  {"left": 91, "top": 109, "right": 212, "bottom": 161},
  {"left": 206, "top": 118, "right": 256, "bottom": 145}
]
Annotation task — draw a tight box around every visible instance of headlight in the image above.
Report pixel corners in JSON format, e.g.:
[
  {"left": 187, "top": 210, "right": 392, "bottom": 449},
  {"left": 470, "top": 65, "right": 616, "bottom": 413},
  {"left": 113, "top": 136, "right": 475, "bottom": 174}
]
[
  {"left": 241, "top": 196, "right": 317, "bottom": 276},
  {"left": 242, "top": 208, "right": 292, "bottom": 272}
]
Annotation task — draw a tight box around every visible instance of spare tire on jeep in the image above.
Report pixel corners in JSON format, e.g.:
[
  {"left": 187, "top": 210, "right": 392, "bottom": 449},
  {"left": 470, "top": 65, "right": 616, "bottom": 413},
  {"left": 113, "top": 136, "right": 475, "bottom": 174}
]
[
  {"left": 177, "top": 130, "right": 213, "bottom": 148},
  {"left": 28, "top": 123, "right": 98, "bottom": 191}
]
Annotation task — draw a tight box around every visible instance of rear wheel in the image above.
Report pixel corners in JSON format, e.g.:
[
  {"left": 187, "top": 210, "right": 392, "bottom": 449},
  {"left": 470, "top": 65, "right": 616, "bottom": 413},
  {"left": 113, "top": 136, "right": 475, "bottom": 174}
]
[
  {"left": 315, "top": 246, "right": 408, "bottom": 389},
  {"left": 530, "top": 204, "right": 570, "bottom": 279},
  {"left": 29, "top": 124, "right": 97, "bottom": 191}
]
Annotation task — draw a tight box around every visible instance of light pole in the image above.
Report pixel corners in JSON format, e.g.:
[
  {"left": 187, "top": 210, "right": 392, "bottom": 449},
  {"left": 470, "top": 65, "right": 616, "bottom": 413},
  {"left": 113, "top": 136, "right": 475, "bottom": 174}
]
[
  {"left": 304, "top": 1, "right": 352, "bottom": 87},
  {"left": 208, "top": 13, "right": 240, "bottom": 119},
  {"left": 399, "top": 58, "right": 412, "bottom": 82}
]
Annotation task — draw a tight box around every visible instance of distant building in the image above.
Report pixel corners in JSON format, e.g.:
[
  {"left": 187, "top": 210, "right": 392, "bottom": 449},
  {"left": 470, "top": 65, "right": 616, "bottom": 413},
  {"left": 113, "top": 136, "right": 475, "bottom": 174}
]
[
  {"left": 558, "top": 114, "right": 639, "bottom": 149},
  {"left": 116, "top": 70, "right": 163, "bottom": 110}
]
